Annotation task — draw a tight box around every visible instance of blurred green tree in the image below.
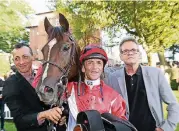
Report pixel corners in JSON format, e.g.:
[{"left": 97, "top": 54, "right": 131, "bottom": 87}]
[
  {"left": 0, "top": 0, "right": 33, "bottom": 52},
  {"left": 56, "top": 1, "right": 179, "bottom": 65}
]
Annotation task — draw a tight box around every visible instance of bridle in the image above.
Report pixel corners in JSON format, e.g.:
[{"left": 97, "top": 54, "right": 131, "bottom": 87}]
[
  {"left": 41, "top": 30, "right": 79, "bottom": 131},
  {"left": 42, "top": 32, "right": 77, "bottom": 83}
]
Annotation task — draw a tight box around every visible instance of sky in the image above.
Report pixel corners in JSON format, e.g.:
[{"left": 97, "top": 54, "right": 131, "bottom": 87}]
[{"left": 25, "top": 0, "right": 50, "bottom": 13}]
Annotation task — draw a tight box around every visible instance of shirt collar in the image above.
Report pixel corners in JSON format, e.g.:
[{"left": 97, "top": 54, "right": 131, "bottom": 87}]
[
  {"left": 125, "top": 65, "right": 142, "bottom": 76},
  {"left": 84, "top": 78, "right": 100, "bottom": 88},
  {"left": 20, "top": 69, "right": 35, "bottom": 84}
]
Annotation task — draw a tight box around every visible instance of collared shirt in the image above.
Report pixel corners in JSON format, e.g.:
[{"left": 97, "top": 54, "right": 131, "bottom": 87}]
[
  {"left": 20, "top": 70, "right": 36, "bottom": 85},
  {"left": 125, "top": 66, "right": 156, "bottom": 131}
]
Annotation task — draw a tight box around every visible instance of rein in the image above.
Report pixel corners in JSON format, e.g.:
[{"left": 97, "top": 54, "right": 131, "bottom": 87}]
[
  {"left": 42, "top": 36, "right": 78, "bottom": 131},
  {"left": 37, "top": 23, "right": 81, "bottom": 130}
]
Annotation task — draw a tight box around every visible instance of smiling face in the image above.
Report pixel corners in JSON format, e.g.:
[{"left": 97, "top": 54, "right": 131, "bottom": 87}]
[
  {"left": 82, "top": 58, "right": 104, "bottom": 80},
  {"left": 120, "top": 41, "right": 141, "bottom": 66},
  {"left": 12, "top": 46, "right": 33, "bottom": 74}
]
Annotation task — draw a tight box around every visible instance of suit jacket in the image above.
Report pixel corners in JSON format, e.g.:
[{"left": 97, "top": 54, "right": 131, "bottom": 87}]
[
  {"left": 3, "top": 71, "right": 48, "bottom": 131},
  {"left": 105, "top": 66, "right": 179, "bottom": 131}
]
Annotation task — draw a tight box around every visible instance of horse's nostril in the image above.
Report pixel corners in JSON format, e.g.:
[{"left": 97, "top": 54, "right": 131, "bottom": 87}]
[{"left": 44, "top": 86, "right": 53, "bottom": 93}]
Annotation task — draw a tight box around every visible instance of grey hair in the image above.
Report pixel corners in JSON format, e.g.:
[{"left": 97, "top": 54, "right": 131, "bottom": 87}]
[{"left": 119, "top": 36, "right": 139, "bottom": 52}]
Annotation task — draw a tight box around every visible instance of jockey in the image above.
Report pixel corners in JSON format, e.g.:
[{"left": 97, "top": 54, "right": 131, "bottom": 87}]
[{"left": 66, "top": 44, "right": 127, "bottom": 131}]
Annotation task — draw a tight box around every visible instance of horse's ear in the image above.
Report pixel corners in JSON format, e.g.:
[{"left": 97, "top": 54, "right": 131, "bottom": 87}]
[
  {"left": 44, "top": 17, "right": 53, "bottom": 35},
  {"left": 59, "top": 13, "right": 69, "bottom": 32}
]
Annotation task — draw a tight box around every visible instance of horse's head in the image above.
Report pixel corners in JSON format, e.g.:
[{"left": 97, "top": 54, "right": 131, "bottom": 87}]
[{"left": 35, "top": 13, "right": 80, "bottom": 105}]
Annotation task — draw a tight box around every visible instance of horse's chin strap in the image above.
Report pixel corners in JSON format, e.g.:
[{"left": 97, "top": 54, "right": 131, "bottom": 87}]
[
  {"left": 56, "top": 75, "right": 68, "bottom": 107},
  {"left": 40, "top": 33, "right": 78, "bottom": 131},
  {"left": 47, "top": 75, "right": 68, "bottom": 131}
]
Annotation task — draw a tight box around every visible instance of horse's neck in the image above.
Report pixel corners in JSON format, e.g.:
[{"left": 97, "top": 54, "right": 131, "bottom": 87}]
[{"left": 69, "top": 74, "right": 80, "bottom": 82}]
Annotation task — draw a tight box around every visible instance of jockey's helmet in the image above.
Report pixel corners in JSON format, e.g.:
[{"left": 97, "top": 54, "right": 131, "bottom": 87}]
[{"left": 79, "top": 44, "right": 108, "bottom": 66}]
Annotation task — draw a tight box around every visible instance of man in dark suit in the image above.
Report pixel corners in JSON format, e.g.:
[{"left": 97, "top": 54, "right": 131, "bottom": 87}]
[{"left": 3, "top": 43, "right": 65, "bottom": 131}]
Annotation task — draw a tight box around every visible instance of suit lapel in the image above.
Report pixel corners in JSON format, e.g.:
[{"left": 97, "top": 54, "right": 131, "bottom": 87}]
[
  {"left": 16, "top": 72, "right": 41, "bottom": 106},
  {"left": 141, "top": 66, "right": 153, "bottom": 106},
  {"left": 117, "top": 68, "right": 129, "bottom": 113}
]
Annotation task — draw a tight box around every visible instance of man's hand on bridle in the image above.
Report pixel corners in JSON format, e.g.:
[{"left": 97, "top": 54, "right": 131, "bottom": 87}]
[{"left": 38, "top": 107, "right": 62, "bottom": 124}]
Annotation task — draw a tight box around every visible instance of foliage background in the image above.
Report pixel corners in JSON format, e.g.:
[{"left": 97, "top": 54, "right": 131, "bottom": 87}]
[
  {"left": 0, "top": 53, "right": 10, "bottom": 75},
  {"left": 56, "top": 1, "right": 179, "bottom": 65},
  {"left": 0, "top": 0, "right": 33, "bottom": 53}
]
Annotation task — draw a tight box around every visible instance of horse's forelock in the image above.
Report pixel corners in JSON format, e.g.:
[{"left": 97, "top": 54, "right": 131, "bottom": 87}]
[{"left": 48, "top": 26, "right": 63, "bottom": 42}]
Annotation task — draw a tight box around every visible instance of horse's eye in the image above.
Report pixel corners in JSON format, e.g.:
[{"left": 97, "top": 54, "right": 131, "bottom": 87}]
[{"left": 63, "top": 45, "right": 70, "bottom": 51}]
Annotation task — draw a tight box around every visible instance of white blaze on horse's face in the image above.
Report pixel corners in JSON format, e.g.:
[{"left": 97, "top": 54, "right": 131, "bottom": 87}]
[{"left": 42, "top": 38, "right": 57, "bottom": 81}]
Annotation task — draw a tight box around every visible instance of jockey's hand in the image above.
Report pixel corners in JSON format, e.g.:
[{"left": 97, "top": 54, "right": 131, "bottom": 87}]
[
  {"left": 59, "top": 116, "right": 66, "bottom": 126},
  {"left": 155, "top": 127, "right": 164, "bottom": 131},
  {"left": 38, "top": 107, "right": 62, "bottom": 124}
]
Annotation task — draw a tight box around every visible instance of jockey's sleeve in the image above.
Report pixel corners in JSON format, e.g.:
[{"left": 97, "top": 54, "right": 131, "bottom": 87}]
[{"left": 111, "top": 93, "right": 127, "bottom": 120}]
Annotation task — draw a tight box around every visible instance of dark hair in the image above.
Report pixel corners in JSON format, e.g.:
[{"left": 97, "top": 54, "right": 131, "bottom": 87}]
[
  {"left": 11, "top": 65, "right": 17, "bottom": 72},
  {"left": 13, "top": 42, "right": 33, "bottom": 55},
  {"left": 119, "top": 36, "right": 139, "bottom": 52}
]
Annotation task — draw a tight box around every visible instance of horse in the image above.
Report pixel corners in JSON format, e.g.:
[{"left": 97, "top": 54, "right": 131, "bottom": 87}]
[
  {"left": 33, "top": 13, "right": 81, "bottom": 105},
  {"left": 32, "top": 13, "right": 81, "bottom": 131}
]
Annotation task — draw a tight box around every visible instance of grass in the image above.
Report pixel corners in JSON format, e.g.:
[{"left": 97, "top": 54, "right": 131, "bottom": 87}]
[
  {"left": 4, "top": 91, "right": 179, "bottom": 131},
  {"left": 177, "top": 125, "right": 179, "bottom": 131},
  {"left": 4, "top": 121, "right": 16, "bottom": 131}
]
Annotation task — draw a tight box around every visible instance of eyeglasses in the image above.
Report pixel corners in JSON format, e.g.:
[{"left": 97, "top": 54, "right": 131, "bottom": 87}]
[{"left": 121, "top": 48, "right": 139, "bottom": 55}]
